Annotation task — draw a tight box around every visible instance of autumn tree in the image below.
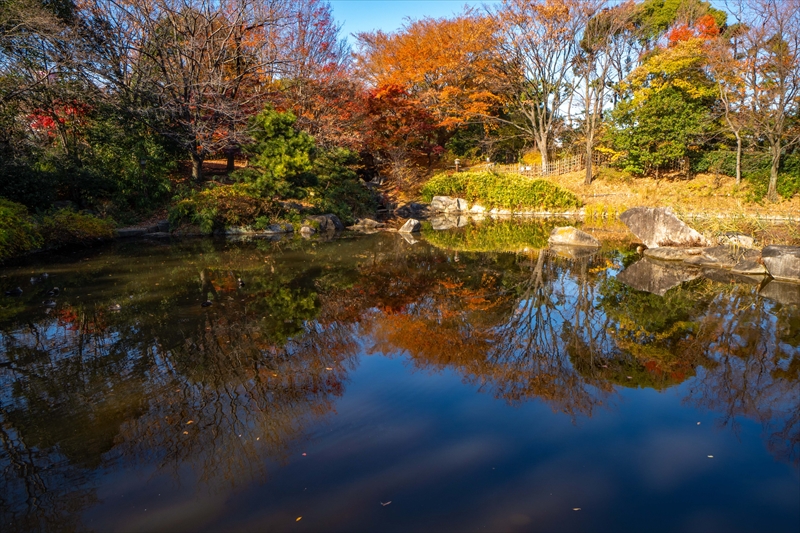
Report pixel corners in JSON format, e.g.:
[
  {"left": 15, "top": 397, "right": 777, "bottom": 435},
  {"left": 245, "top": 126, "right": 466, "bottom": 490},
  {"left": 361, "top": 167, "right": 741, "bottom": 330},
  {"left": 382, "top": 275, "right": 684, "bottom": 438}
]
[
  {"left": 492, "top": 0, "right": 589, "bottom": 171},
  {"left": 610, "top": 10, "right": 722, "bottom": 176},
  {"left": 80, "top": 0, "right": 289, "bottom": 182},
  {"left": 355, "top": 12, "right": 503, "bottom": 131},
  {"left": 735, "top": 0, "right": 800, "bottom": 202},
  {"left": 573, "top": 0, "right": 636, "bottom": 185}
]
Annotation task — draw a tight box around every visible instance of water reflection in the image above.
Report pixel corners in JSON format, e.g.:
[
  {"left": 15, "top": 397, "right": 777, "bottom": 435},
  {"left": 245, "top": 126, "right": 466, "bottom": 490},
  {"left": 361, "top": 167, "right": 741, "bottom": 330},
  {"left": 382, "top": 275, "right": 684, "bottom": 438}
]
[{"left": 0, "top": 228, "right": 798, "bottom": 530}]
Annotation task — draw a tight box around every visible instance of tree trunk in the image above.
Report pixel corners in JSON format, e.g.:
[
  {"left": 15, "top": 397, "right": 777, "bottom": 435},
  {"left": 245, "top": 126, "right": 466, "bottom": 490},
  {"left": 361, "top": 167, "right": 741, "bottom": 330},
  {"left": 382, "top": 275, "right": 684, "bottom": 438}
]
[
  {"left": 191, "top": 151, "right": 204, "bottom": 183},
  {"left": 735, "top": 133, "right": 742, "bottom": 186},
  {"left": 584, "top": 134, "right": 594, "bottom": 186},
  {"left": 226, "top": 151, "right": 235, "bottom": 172},
  {"left": 767, "top": 139, "right": 780, "bottom": 202},
  {"left": 538, "top": 139, "right": 549, "bottom": 175}
]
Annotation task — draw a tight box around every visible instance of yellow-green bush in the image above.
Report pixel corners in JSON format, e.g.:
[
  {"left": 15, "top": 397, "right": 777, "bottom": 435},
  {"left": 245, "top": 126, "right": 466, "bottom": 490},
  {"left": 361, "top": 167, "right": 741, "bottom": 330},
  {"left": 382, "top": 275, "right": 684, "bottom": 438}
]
[
  {"left": 420, "top": 171, "right": 581, "bottom": 210},
  {"left": 39, "top": 209, "right": 115, "bottom": 246},
  {"left": 169, "top": 183, "right": 277, "bottom": 234},
  {"left": 0, "top": 199, "right": 42, "bottom": 261},
  {"left": 0, "top": 199, "right": 114, "bottom": 261}
]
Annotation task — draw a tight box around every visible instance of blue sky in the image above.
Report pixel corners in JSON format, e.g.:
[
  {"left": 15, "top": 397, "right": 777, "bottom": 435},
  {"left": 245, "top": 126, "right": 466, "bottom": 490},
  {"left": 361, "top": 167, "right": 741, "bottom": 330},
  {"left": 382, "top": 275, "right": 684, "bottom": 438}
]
[
  {"left": 330, "top": 0, "right": 732, "bottom": 45},
  {"left": 330, "top": 0, "right": 501, "bottom": 43}
]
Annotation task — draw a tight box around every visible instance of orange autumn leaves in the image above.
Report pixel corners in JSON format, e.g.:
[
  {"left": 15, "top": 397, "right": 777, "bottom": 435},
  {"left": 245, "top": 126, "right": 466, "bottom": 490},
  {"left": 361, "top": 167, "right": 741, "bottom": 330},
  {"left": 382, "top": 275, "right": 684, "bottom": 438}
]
[{"left": 355, "top": 14, "right": 504, "bottom": 130}]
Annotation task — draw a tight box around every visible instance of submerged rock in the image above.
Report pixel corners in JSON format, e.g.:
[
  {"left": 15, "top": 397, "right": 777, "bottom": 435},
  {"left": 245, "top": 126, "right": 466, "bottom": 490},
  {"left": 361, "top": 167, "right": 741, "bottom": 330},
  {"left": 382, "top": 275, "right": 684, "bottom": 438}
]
[
  {"left": 549, "top": 244, "right": 600, "bottom": 261},
  {"left": 620, "top": 207, "right": 709, "bottom": 248},
  {"left": 617, "top": 258, "right": 701, "bottom": 296},
  {"left": 547, "top": 226, "right": 601, "bottom": 247},
  {"left": 762, "top": 246, "right": 800, "bottom": 282},
  {"left": 731, "top": 259, "right": 768, "bottom": 276},
  {"left": 643, "top": 247, "right": 706, "bottom": 261},
  {"left": 430, "top": 216, "right": 458, "bottom": 231},
  {"left": 398, "top": 218, "right": 421, "bottom": 233},
  {"left": 683, "top": 246, "right": 761, "bottom": 269},
  {"left": 759, "top": 280, "right": 800, "bottom": 306}
]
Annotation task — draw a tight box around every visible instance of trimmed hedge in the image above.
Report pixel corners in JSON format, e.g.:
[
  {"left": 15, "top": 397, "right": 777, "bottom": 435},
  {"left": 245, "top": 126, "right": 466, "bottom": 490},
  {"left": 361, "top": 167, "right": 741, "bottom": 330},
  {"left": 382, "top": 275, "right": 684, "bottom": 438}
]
[{"left": 420, "top": 171, "right": 581, "bottom": 210}]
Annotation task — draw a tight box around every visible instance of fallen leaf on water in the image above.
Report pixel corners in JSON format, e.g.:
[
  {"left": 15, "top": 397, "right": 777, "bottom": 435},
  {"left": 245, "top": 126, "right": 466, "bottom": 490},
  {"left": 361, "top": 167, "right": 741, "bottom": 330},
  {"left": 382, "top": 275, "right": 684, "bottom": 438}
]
[
  {"left": 381, "top": 501, "right": 392, "bottom": 506},
  {"left": 325, "top": 367, "right": 333, "bottom": 371},
  {"left": 186, "top": 420, "right": 194, "bottom": 424},
  {"left": 296, "top": 517, "right": 302, "bottom": 522},
  {"left": 707, "top": 455, "right": 714, "bottom": 458},
  {"left": 183, "top": 431, "right": 188, "bottom": 435},
  {"left": 573, "top": 508, "right": 581, "bottom": 511}
]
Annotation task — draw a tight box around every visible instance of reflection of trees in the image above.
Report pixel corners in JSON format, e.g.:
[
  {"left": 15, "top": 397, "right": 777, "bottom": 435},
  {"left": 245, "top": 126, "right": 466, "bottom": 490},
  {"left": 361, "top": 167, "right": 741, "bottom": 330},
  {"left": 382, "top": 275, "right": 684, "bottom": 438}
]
[
  {"left": 1, "top": 232, "right": 799, "bottom": 530},
  {"left": 365, "top": 248, "right": 616, "bottom": 418}
]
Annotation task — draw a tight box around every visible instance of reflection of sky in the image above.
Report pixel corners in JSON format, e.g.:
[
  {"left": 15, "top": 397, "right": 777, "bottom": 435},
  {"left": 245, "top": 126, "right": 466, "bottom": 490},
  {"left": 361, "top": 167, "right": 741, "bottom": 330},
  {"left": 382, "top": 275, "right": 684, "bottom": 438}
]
[{"left": 83, "top": 354, "right": 798, "bottom": 532}]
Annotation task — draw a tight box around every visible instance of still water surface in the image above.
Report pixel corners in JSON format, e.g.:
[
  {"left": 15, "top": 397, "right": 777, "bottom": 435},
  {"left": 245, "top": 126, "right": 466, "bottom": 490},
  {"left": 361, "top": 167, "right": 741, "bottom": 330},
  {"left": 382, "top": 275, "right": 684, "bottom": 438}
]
[{"left": 0, "top": 226, "right": 798, "bottom": 532}]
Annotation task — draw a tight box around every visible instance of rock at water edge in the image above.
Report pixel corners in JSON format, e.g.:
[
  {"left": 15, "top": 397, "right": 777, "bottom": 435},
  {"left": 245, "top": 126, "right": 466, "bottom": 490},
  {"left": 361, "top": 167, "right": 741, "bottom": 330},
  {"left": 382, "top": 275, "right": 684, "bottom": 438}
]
[
  {"left": 547, "top": 226, "right": 601, "bottom": 247},
  {"left": 430, "top": 196, "right": 456, "bottom": 212},
  {"left": 762, "top": 246, "right": 800, "bottom": 282},
  {"left": 399, "top": 219, "right": 421, "bottom": 233},
  {"left": 620, "top": 207, "right": 709, "bottom": 248}
]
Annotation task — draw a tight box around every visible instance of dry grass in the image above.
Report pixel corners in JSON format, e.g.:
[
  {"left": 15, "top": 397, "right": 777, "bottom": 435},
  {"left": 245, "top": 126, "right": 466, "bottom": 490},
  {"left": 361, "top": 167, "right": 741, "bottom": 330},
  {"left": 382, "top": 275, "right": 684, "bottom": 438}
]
[
  {"left": 548, "top": 169, "right": 800, "bottom": 218},
  {"left": 543, "top": 169, "right": 800, "bottom": 245}
]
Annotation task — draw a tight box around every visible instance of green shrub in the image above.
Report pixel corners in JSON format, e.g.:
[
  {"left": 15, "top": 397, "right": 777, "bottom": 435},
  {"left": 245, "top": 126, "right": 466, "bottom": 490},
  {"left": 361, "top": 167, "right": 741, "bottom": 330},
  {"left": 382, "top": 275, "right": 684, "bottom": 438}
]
[
  {"left": 420, "top": 171, "right": 581, "bottom": 210},
  {"left": 304, "top": 148, "right": 377, "bottom": 224},
  {"left": 39, "top": 209, "right": 115, "bottom": 246},
  {"left": 169, "top": 183, "right": 277, "bottom": 234},
  {"left": 0, "top": 199, "right": 42, "bottom": 261}
]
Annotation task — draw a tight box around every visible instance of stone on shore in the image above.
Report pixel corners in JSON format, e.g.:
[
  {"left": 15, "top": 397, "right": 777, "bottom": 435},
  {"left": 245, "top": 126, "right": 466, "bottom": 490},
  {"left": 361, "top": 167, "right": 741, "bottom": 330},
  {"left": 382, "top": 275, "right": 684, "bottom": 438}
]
[
  {"left": 398, "top": 218, "right": 421, "bottom": 233},
  {"left": 547, "top": 226, "right": 601, "bottom": 247},
  {"left": 761, "top": 246, "right": 800, "bottom": 282},
  {"left": 620, "top": 207, "right": 709, "bottom": 248},
  {"left": 116, "top": 228, "right": 148, "bottom": 238},
  {"left": 430, "top": 196, "right": 467, "bottom": 212},
  {"left": 719, "top": 232, "right": 756, "bottom": 248},
  {"left": 303, "top": 214, "right": 344, "bottom": 232}
]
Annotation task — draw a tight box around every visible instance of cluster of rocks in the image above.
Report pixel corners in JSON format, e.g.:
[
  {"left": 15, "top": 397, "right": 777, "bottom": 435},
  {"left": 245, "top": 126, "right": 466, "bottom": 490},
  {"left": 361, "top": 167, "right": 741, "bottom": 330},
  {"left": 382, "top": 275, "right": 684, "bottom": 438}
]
[
  {"left": 530, "top": 206, "right": 799, "bottom": 305},
  {"left": 614, "top": 207, "right": 800, "bottom": 305}
]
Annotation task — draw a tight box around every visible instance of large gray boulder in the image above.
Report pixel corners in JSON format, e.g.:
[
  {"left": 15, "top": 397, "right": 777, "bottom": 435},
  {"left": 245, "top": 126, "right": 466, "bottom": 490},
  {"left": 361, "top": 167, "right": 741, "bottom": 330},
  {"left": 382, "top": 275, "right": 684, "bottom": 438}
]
[
  {"left": 762, "top": 246, "right": 800, "bottom": 282},
  {"left": 620, "top": 207, "right": 709, "bottom": 248},
  {"left": 547, "top": 226, "right": 601, "bottom": 247},
  {"left": 617, "top": 258, "right": 701, "bottom": 296},
  {"left": 398, "top": 218, "right": 421, "bottom": 233},
  {"left": 430, "top": 196, "right": 457, "bottom": 211},
  {"left": 303, "top": 214, "right": 344, "bottom": 232}
]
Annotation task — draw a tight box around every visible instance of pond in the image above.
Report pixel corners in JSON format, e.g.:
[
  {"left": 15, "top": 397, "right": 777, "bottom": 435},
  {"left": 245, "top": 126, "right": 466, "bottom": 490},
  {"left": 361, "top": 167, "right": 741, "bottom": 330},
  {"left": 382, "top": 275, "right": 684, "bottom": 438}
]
[{"left": 1, "top": 223, "right": 798, "bottom": 532}]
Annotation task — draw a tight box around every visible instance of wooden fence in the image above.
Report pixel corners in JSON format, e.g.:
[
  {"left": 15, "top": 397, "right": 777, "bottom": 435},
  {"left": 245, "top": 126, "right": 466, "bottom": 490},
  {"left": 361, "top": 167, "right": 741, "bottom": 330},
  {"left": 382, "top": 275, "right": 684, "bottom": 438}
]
[{"left": 467, "top": 152, "right": 608, "bottom": 178}]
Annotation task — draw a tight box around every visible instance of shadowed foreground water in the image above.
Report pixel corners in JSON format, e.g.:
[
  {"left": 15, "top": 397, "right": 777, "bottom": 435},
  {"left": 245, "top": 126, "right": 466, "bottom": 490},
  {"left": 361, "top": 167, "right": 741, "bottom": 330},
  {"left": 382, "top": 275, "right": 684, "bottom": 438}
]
[{"left": 0, "top": 228, "right": 798, "bottom": 532}]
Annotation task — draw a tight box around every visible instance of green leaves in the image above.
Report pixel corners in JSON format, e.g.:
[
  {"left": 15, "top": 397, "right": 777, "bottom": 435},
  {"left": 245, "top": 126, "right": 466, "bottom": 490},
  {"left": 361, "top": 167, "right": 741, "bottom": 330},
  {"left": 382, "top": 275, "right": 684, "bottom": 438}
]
[{"left": 235, "top": 107, "right": 315, "bottom": 195}]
